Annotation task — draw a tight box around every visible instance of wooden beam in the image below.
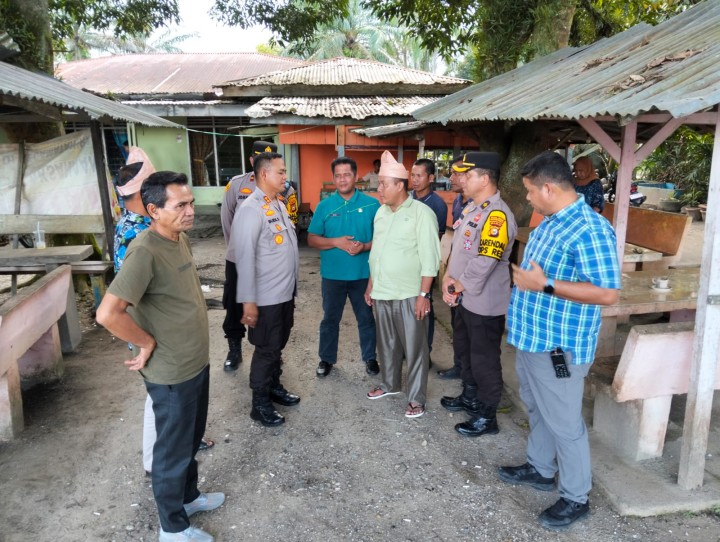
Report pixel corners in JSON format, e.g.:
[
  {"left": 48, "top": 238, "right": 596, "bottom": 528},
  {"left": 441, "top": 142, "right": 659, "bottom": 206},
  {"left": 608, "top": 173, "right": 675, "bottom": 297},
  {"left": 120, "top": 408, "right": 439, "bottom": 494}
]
[
  {"left": 577, "top": 118, "right": 621, "bottom": 162},
  {"left": 678, "top": 110, "right": 720, "bottom": 489},
  {"left": 593, "top": 112, "right": 718, "bottom": 125},
  {"left": 634, "top": 116, "right": 686, "bottom": 163},
  {"left": 0, "top": 95, "right": 64, "bottom": 121},
  {"left": 0, "top": 214, "right": 105, "bottom": 235}
]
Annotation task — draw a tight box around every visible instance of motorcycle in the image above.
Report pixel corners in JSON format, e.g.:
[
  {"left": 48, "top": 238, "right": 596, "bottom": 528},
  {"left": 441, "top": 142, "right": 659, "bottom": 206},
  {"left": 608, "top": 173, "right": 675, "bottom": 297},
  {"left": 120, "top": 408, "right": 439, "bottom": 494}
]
[{"left": 604, "top": 173, "right": 646, "bottom": 207}]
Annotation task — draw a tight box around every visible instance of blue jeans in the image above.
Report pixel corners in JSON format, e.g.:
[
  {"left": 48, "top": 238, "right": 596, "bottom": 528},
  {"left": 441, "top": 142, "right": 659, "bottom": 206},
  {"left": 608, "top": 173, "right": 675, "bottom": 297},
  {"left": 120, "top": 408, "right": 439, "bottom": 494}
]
[{"left": 319, "top": 278, "right": 376, "bottom": 364}]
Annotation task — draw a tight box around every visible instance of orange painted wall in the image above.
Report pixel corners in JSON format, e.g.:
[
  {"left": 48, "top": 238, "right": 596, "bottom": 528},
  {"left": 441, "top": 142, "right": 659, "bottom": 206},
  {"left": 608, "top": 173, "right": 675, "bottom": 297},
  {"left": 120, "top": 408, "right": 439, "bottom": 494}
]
[{"left": 279, "top": 124, "right": 479, "bottom": 211}]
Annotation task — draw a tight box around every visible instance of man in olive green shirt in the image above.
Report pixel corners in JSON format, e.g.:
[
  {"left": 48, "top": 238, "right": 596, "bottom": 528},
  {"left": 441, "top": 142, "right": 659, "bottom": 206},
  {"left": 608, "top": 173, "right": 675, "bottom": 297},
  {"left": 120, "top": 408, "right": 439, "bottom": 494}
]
[
  {"left": 365, "top": 151, "right": 440, "bottom": 419},
  {"left": 97, "top": 172, "right": 223, "bottom": 542}
]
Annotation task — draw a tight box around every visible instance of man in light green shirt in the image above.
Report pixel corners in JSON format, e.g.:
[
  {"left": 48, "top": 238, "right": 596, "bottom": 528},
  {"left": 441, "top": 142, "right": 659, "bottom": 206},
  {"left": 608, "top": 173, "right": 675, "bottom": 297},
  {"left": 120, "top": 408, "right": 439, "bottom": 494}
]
[{"left": 365, "top": 151, "right": 440, "bottom": 418}]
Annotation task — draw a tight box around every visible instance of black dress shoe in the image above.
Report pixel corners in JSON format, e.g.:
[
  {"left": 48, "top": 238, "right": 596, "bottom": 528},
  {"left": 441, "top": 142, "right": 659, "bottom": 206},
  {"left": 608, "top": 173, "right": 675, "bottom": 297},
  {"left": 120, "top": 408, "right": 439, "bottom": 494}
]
[
  {"left": 250, "top": 404, "right": 285, "bottom": 426},
  {"left": 269, "top": 385, "right": 301, "bottom": 406},
  {"left": 437, "top": 366, "right": 461, "bottom": 379},
  {"left": 365, "top": 360, "right": 380, "bottom": 375},
  {"left": 440, "top": 394, "right": 482, "bottom": 415},
  {"left": 316, "top": 361, "right": 333, "bottom": 377},
  {"left": 538, "top": 498, "right": 589, "bottom": 529},
  {"left": 454, "top": 415, "right": 499, "bottom": 437},
  {"left": 440, "top": 394, "right": 466, "bottom": 412},
  {"left": 498, "top": 462, "right": 556, "bottom": 491}
]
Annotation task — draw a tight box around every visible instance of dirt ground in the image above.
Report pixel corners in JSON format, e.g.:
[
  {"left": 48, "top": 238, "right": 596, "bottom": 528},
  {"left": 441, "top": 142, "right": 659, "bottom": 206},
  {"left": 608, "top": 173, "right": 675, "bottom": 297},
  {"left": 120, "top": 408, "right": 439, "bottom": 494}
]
[{"left": 1, "top": 225, "right": 719, "bottom": 542}]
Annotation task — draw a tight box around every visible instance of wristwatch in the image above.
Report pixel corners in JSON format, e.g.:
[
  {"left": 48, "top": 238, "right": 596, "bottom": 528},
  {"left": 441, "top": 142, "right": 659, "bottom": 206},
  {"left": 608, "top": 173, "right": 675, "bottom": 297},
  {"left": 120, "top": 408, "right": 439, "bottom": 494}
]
[
  {"left": 543, "top": 278, "right": 555, "bottom": 295},
  {"left": 419, "top": 291, "right": 430, "bottom": 298}
]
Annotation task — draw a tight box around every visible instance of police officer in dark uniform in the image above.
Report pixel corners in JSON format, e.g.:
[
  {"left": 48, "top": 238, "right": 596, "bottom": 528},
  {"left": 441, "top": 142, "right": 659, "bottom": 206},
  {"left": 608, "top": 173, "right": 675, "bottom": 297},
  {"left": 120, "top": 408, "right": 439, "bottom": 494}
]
[{"left": 440, "top": 152, "right": 517, "bottom": 437}]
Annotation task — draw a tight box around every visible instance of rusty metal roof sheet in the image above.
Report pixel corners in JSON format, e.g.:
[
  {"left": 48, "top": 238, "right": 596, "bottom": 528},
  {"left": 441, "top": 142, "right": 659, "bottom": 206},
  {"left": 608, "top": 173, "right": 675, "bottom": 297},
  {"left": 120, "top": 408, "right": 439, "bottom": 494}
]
[
  {"left": 246, "top": 96, "right": 438, "bottom": 120},
  {"left": 55, "top": 53, "right": 306, "bottom": 96},
  {"left": 0, "top": 60, "right": 180, "bottom": 127},
  {"left": 217, "top": 57, "right": 470, "bottom": 97},
  {"left": 414, "top": 0, "right": 720, "bottom": 124}
]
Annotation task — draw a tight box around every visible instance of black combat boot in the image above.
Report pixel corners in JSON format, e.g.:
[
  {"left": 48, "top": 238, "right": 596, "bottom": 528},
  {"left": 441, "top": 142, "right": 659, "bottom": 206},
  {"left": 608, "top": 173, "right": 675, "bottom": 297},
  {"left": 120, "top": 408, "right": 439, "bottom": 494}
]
[
  {"left": 440, "top": 383, "right": 478, "bottom": 413},
  {"left": 223, "top": 337, "right": 242, "bottom": 371},
  {"left": 269, "top": 370, "right": 301, "bottom": 406},
  {"left": 455, "top": 403, "right": 499, "bottom": 437},
  {"left": 250, "top": 389, "right": 285, "bottom": 426}
]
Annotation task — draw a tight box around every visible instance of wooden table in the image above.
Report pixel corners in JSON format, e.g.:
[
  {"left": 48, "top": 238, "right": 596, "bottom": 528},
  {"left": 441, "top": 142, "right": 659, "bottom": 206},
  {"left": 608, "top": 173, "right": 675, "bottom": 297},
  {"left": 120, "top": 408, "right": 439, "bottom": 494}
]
[
  {"left": 514, "top": 227, "right": 662, "bottom": 270},
  {"left": 0, "top": 245, "right": 93, "bottom": 268},
  {"left": 596, "top": 267, "right": 699, "bottom": 356}
]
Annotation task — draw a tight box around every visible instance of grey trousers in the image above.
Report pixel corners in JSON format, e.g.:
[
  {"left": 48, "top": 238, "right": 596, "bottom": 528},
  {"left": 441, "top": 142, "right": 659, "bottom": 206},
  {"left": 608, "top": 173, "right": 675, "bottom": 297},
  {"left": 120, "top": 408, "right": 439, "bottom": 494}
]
[
  {"left": 375, "top": 298, "right": 429, "bottom": 405},
  {"left": 515, "top": 349, "right": 592, "bottom": 504}
]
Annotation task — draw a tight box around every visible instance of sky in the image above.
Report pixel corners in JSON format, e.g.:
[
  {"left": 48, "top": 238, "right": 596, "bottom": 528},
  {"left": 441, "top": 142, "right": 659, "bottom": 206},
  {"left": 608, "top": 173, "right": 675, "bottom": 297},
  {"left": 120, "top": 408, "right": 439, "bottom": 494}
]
[{"left": 168, "top": 0, "right": 273, "bottom": 53}]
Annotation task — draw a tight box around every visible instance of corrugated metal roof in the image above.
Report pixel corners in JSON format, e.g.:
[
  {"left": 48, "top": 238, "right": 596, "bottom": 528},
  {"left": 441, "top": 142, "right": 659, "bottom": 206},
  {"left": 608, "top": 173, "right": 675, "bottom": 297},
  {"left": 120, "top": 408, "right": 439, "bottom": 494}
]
[
  {"left": 414, "top": 0, "right": 720, "bottom": 124},
  {"left": 0, "top": 61, "right": 180, "bottom": 127},
  {"left": 352, "top": 121, "right": 427, "bottom": 137},
  {"left": 55, "top": 53, "right": 306, "bottom": 95},
  {"left": 219, "top": 57, "right": 468, "bottom": 88},
  {"left": 246, "top": 96, "right": 438, "bottom": 120}
]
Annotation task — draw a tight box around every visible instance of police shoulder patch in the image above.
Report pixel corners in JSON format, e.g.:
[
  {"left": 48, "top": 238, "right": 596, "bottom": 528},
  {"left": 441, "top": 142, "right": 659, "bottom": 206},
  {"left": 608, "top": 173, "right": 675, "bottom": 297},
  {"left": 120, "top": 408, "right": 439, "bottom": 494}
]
[{"left": 478, "top": 210, "right": 509, "bottom": 260}]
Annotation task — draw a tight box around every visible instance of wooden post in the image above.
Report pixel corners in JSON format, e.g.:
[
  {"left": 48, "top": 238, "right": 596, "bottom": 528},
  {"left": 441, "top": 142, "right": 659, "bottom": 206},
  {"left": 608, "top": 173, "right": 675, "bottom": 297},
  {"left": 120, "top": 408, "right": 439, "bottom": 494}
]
[
  {"left": 89, "top": 121, "right": 115, "bottom": 264},
  {"left": 11, "top": 142, "right": 25, "bottom": 296},
  {"left": 290, "top": 144, "right": 300, "bottom": 202},
  {"left": 613, "top": 121, "right": 638, "bottom": 266},
  {"left": 678, "top": 109, "right": 720, "bottom": 489}
]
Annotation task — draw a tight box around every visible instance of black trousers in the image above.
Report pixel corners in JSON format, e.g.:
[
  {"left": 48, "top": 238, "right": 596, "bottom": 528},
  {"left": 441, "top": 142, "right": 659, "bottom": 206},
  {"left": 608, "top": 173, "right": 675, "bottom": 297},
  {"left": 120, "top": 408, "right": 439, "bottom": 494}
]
[
  {"left": 222, "top": 259, "right": 246, "bottom": 340},
  {"left": 248, "top": 299, "right": 294, "bottom": 391},
  {"left": 145, "top": 365, "right": 209, "bottom": 533},
  {"left": 453, "top": 305, "right": 505, "bottom": 407}
]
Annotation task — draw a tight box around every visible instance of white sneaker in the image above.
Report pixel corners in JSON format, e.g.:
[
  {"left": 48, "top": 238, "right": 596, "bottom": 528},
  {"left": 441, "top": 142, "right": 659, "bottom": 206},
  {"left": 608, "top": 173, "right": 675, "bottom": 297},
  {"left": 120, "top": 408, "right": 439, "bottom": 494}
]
[
  {"left": 183, "top": 492, "right": 225, "bottom": 517},
  {"left": 159, "top": 525, "right": 214, "bottom": 542}
]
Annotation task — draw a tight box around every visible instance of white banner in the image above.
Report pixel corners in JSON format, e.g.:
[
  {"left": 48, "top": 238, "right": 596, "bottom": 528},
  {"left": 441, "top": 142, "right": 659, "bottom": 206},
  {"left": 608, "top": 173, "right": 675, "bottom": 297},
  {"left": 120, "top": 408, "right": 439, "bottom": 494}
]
[{"left": 0, "top": 130, "right": 119, "bottom": 217}]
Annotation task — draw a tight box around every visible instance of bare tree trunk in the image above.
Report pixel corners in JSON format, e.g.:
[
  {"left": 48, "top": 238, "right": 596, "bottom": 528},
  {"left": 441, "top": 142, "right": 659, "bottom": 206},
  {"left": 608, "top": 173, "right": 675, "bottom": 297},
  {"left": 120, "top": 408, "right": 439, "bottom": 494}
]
[
  {"left": 530, "top": 0, "right": 578, "bottom": 57},
  {"left": 7, "top": 0, "right": 53, "bottom": 73}
]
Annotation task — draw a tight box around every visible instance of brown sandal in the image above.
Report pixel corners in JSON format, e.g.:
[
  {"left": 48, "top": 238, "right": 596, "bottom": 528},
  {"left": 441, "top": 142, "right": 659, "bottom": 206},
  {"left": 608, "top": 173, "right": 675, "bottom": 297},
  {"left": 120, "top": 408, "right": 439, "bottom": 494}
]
[{"left": 405, "top": 403, "right": 425, "bottom": 418}]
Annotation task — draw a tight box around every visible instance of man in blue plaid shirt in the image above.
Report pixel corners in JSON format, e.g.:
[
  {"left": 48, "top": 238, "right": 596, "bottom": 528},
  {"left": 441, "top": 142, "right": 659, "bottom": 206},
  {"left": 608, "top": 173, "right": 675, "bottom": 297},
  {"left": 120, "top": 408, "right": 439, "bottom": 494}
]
[{"left": 499, "top": 151, "right": 620, "bottom": 530}]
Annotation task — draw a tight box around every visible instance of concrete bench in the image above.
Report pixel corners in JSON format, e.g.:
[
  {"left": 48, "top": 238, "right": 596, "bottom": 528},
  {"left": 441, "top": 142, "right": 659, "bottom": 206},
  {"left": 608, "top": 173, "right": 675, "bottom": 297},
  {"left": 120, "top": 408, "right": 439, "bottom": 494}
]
[
  {"left": 0, "top": 265, "right": 80, "bottom": 440},
  {"left": 591, "top": 321, "right": 717, "bottom": 461}
]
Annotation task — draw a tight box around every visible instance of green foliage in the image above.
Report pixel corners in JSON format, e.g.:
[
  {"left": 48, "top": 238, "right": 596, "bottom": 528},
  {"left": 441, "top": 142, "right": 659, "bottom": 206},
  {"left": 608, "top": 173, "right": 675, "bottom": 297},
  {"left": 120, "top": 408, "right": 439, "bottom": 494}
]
[
  {"left": 1, "top": 0, "right": 53, "bottom": 71},
  {"left": 49, "top": 0, "right": 181, "bottom": 43},
  {"left": 210, "top": 0, "right": 347, "bottom": 51},
  {"left": 221, "top": 0, "right": 706, "bottom": 82},
  {"left": 640, "top": 127, "right": 714, "bottom": 206}
]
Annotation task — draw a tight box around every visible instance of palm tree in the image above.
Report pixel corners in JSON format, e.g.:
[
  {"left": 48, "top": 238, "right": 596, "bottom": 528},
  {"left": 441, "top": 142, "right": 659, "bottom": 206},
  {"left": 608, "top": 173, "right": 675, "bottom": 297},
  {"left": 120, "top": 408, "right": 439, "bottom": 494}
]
[
  {"left": 281, "top": 0, "right": 438, "bottom": 70},
  {"left": 59, "top": 26, "right": 198, "bottom": 60}
]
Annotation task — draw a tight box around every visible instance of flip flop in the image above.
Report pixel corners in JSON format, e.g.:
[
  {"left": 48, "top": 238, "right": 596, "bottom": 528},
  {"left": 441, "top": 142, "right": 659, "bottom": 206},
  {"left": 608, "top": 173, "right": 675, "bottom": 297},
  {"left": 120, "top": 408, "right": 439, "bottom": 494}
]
[
  {"left": 405, "top": 403, "right": 425, "bottom": 418},
  {"left": 367, "top": 386, "right": 401, "bottom": 400},
  {"left": 199, "top": 438, "right": 215, "bottom": 451}
]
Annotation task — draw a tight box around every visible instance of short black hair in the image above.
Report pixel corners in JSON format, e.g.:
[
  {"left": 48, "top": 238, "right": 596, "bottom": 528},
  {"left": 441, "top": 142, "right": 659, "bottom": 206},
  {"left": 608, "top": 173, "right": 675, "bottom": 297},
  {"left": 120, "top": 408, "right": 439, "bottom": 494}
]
[
  {"left": 473, "top": 168, "right": 500, "bottom": 186},
  {"left": 117, "top": 162, "right": 142, "bottom": 184},
  {"left": 331, "top": 156, "right": 357, "bottom": 176},
  {"left": 413, "top": 158, "right": 435, "bottom": 176},
  {"left": 117, "top": 163, "right": 144, "bottom": 200},
  {"left": 373, "top": 159, "right": 381, "bottom": 167},
  {"left": 253, "top": 152, "right": 284, "bottom": 178},
  {"left": 141, "top": 171, "right": 189, "bottom": 210},
  {"left": 521, "top": 151, "right": 573, "bottom": 188}
]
